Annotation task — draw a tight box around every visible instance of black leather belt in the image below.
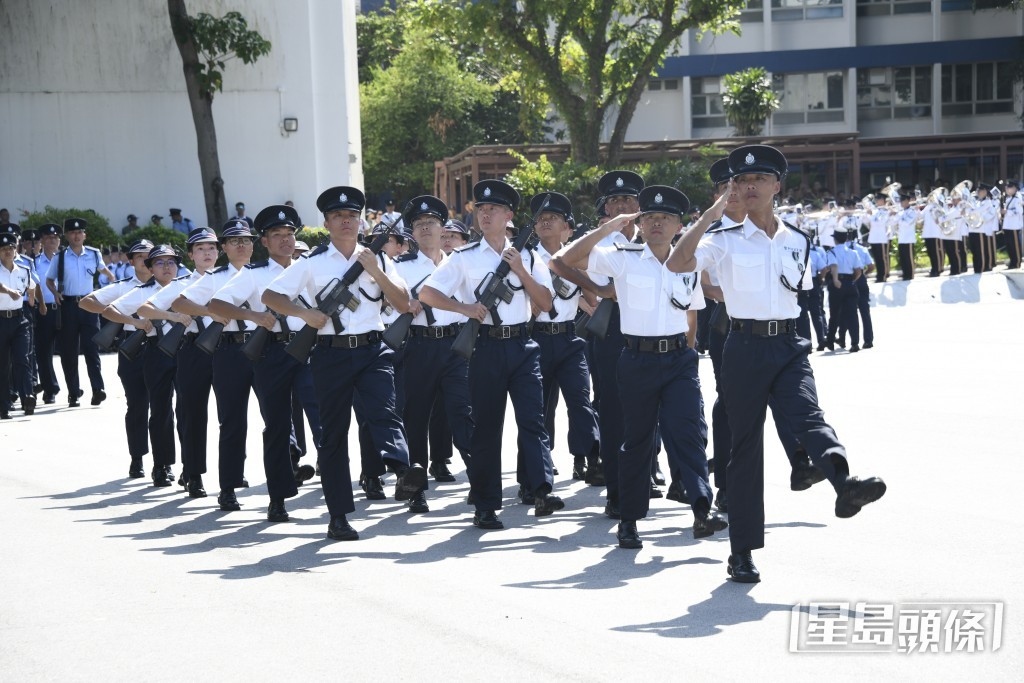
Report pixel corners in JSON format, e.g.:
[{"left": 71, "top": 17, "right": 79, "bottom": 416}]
[
  {"left": 0, "top": 309, "right": 23, "bottom": 319},
  {"left": 730, "top": 318, "right": 795, "bottom": 337},
  {"left": 532, "top": 321, "right": 575, "bottom": 336},
  {"left": 316, "top": 331, "right": 383, "bottom": 348},
  {"left": 479, "top": 323, "right": 527, "bottom": 339},
  {"left": 267, "top": 331, "right": 296, "bottom": 343},
  {"left": 63, "top": 295, "right": 85, "bottom": 303},
  {"left": 220, "top": 331, "right": 251, "bottom": 344},
  {"left": 182, "top": 332, "right": 199, "bottom": 344},
  {"left": 838, "top": 274, "right": 854, "bottom": 281},
  {"left": 622, "top": 334, "right": 686, "bottom": 353},
  {"left": 410, "top": 325, "right": 457, "bottom": 339}
]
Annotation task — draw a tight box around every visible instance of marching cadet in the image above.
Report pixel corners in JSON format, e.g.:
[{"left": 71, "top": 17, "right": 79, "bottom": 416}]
[
  {"left": 944, "top": 195, "right": 966, "bottom": 276},
  {"left": 825, "top": 227, "right": 862, "bottom": 352},
  {"left": 391, "top": 195, "right": 474, "bottom": 506},
  {"left": 419, "top": 179, "right": 564, "bottom": 530},
  {"left": 80, "top": 240, "right": 155, "bottom": 476},
  {"left": 7, "top": 226, "right": 42, "bottom": 398},
  {"left": 101, "top": 245, "right": 184, "bottom": 486},
  {"left": 34, "top": 224, "right": 62, "bottom": 403},
  {"left": 441, "top": 219, "right": 470, "bottom": 255},
  {"left": 894, "top": 193, "right": 920, "bottom": 281},
  {"left": 866, "top": 195, "right": 892, "bottom": 283},
  {"left": 209, "top": 207, "right": 309, "bottom": 521},
  {"left": 44, "top": 218, "right": 115, "bottom": 407},
  {"left": 263, "top": 189, "right": 427, "bottom": 541},
  {"left": 669, "top": 145, "right": 886, "bottom": 583},
  {"left": 139, "top": 228, "right": 220, "bottom": 498},
  {"left": 528, "top": 192, "right": 601, "bottom": 483},
  {"left": 556, "top": 185, "right": 726, "bottom": 549},
  {"left": 1003, "top": 180, "right": 1022, "bottom": 269},
  {"left": 976, "top": 183, "right": 1000, "bottom": 272},
  {"left": 920, "top": 195, "right": 945, "bottom": 277},
  {"left": 0, "top": 231, "right": 35, "bottom": 418}
]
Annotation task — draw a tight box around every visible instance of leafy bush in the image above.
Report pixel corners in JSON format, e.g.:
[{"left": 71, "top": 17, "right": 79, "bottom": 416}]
[{"left": 20, "top": 205, "right": 119, "bottom": 249}]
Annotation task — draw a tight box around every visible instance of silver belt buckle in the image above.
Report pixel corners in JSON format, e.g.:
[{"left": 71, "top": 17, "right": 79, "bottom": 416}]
[
  {"left": 286, "top": 332, "right": 295, "bottom": 343},
  {"left": 432, "top": 327, "right": 444, "bottom": 339},
  {"left": 501, "top": 326, "right": 511, "bottom": 339},
  {"left": 768, "top": 320, "right": 778, "bottom": 336},
  {"left": 658, "top": 338, "right": 669, "bottom": 353},
  {"left": 348, "top": 335, "right": 358, "bottom": 349},
  {"left": 242, "top": 332, "right": 251, "bottom": 342}
]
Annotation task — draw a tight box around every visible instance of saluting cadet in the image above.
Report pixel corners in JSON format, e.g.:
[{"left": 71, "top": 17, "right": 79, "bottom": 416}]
[
  {"left": 866, "top": 197, "right": 892, "bottom": 283},
  {"left": 44, "top": 218, "right": 115, "bottom": 407},
  {"left": 80, "top": 240, "right": 154, "bottom": 476},
  {"left": 0, "top": 232, "right": 35, "bottom": 418},
  {"left": 420, "top": 179, "right": 563, "bottom": 530},
  {"left": 101, "top": 245, "right": 184, "bottom": 486},
  {"left": 263, "top": 188, "right": 427, "bottom": 541},
  {"left": 34, "top": 224, "right": 62, "bottom": 403},
  {"left": 669, "top": 145, "right": 886, "bottom": 583},
  {"left": 556, "top": 185, "right": 726, "bottom": 548},
  {"left": 894, "top": 194, "right": 919, "bottom": 281},
  {"left": 139, "top": 228, "right": 220, "bottom": 498},
  {"left": 1003, "top": 180, "right": 1022, "bottom": 269},
  {"left": 209, "top": 207, "right": 309, "bottom": 521},
  {"left": 527, "top": 192, "right": 601, "bottom": 483},
  {"left": 391, "top": 195, "right": 474, "bottom": 506},
  {"left": 825, "top": 227, "right": 863, "bottom": 352}
]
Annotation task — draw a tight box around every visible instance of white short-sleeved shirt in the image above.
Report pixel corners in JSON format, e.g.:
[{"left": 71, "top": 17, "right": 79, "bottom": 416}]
[
  {"left": 921, "top": 205, "right": 942, "bottom": 239},
  {"left": 534, "top": 242, "right": 583, "bottom": 323},
  {"left": 1004, "top": 194, "right": 1022, "bottom": 231},
  {"left": 214, "top": 260, "right": 305, "bottom": 334},
  {"left": 424, "top": 237, "right": 553, "bottom": 327},
  {"left": 694, "top": 217, "right": 810, "bottom": 321},
  {"left": 585, "top": 229, "right": 629, "bottom": 289},
  {"left": 91, "top": 276, "right": 147, "bottom": 330},
  {"left": 895, "top": 207, "right": 920, "bottom": 244},
  {"left": 111, "top": 279, "right": 165, "bottom": 337},
  {"left": 146, "top": 270, "right": 207, "bottom": 333},
  {"left": 0, "top": 262, "right": 32, "bottom": 312},
  {"left": 265, "top": 244, "right": 405, "bottom": 336},
  {"left": 867, "top": 209, "right": 892, "bottom": 244},
  {"left": 588, "top": 243, "right": 698, "bottom": 336},
  {"left": 977, "top": 198, "right": 999, "bottom": 236},
  {"left": 393, "top": 251, "right": 466, "bottom": 326},
  {"left": 180, "top": 263, "right": 246, "bottom": 332}
]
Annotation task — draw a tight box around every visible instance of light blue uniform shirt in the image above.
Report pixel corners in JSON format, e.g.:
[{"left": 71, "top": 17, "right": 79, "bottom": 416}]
[
  {"left": 34, "top": 252, "right": 57, "bottom": 304},
  {"left": 44, "top": 245, "right": 104, "bottom": 296},
  {"left": 809, "top": 245, "right": 827, "bottom": 278}
]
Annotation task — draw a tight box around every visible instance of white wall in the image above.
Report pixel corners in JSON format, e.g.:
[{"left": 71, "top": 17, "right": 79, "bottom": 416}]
[{"left": 0, "top": 0, "right": 361, "bottom": 230}]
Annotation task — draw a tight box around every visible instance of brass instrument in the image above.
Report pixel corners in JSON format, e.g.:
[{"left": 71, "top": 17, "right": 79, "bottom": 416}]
[
  {"left": 926, "top": 187, "right": 958, "bottom": 237},
  {"left": 880, "top": 181, "right": 902, "bottom": 207},
  {"left": 953, "top": 180, "right": 983, "bottom": 230}
]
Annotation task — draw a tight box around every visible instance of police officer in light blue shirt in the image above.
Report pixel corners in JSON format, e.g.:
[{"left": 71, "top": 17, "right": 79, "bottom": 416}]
[
  {"left": 33, "top": 224, "right": 61, "bottom": 402},
  {"left": 842, "top": 228, "right": 875, "bottom": 349},
  {"left": 169, "top": 208, "right": 197, "bottom": 235},
  {"left": 824, "top": 227, "right": 862, "bottom": 352},
  {"left": 798, "top": 237, "right": 828, "bottom": 348}
]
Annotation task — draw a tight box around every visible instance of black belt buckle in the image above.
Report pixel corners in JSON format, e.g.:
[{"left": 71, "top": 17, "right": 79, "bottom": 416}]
[
  {"left": 658, "top": 338, "right": 669, "bottom": 353},
  {"left": 501, "top": 326, "right": 511, "bottom": 339},
  {"left": 348, "top": 335, "right": 358, "bottom": 349},
  {"left": 768, "top": 320, "right": 778, "bottom": 337}
]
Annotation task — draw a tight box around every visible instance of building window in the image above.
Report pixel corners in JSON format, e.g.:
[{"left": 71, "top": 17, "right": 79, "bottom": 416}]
[
  {"left": 857, "top": 66, "right": 932, "bottom": 120},
  {"left": 740, "top": 0, "right": 764, "bottom": 22},
  {"left": 856, "top": 0, "right": 931, "bottom": 17},
  {"left": 647, "top": 78, "right": 680, "bottom": 92},
  {"left": 691, "top": 77, "right": 727, "bottom": 129},
  {"left": 940, "top": 0, "right": 1005, "bottom": 11},
  {"left": 772, "top": 71, "right": 845, "bottom": 124},
  {"left": 771, "top": 0, "right": 843, "bottom": 21},
  {"left": 941, "top": 62, "right": 1015, "bottom": 116}
]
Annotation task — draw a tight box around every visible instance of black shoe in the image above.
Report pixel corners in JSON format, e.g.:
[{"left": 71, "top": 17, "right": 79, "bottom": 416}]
[
  {"left": 649, "top": 477, "right": 663, "bottom": 499},
  {"left": 617, "top": 521, "right": 642, "bottom": 549},
  {"left": 849, "top": 345, "right": 860, "bottom": 353},
  {"left": 552, "top": 466, "right": 559, "bottom": 476},
  {"left": 465, "top": 490, "right": 477, "bottom": 506},
  {"left": 152, "top": 467, "right": 172, "bottom": 487},
  {"left": 714, "top": 489, "right": 728, "bottom": 513},
  {"left": 835, "top": 476, "right": 887, "bottom": 518},
  {"left": 428, "top": 461, "right": 456, "bottom": 483},
  {"left": 604, "top": 501, "right": 620, "bottom": 520},
  {"left": 21, "top": 396, "right": 36, "bottom": 416},
  {"left": 825, "top": 338, "right": 835, "bottom": 352},
  {"left": 472, "top": 510, "right": 503, "bottom": 530},
  {"left": 790, "top": 464, "right": 826, "bottom": 492},
  {"left": 572, "top": 456, "right": 587, "bottom": 481},
  {"left": 267, "top": 498, "right": 289, "bottom": 522},
  {"left": 33, "top": 384, "right": 42, "bottom": 395},
  {"left": 837, "top": 340, "right": 847, "bottom": 349},
  {"left": 327, "top": 515, "right": 359, "bottom": 541},
  {"left": 693, "top": 509, "right": 729, "bottom": 539},
  {"left": 652, "top": 464, "right": 666, "bottom": 486},
  {"left": 43, "top": 393, "right": 55, "bottom": 404},
  {"left": 816, "top": 344, "right": 826, "bottom": 352},
  {"left": 218, "top": 489, "right": 240, "bottom": 511},
  {"left": 91, "top": 389, "right": 106, "bottom": 406},
  {"left": 394, "top": 464, "right": 428, "bottom": 501},
  {"left": 863, "top": 341, "right": 873, "bottom": 349},
  {"left": 294, "top": 464, "right": 315, "bottom": 485},
  {"left": 128, "top": 458, "right": 144, "bottom": 478},
  {"left": 187, "top": 475, "right": 207, "bottom": 498},
  {"left": 517, "top": 485, "right": 535, "bottom": 505},
  {"left": 534, "top": 493, "right": 565, "bottom": 517},
  {"left": 408, "top": 491, "right": 429, "bottom": 513},
  {"left": 0, "top": 411, "right": 9, "bottom": 420},
  {"left": 727, "top": 552, "right": 761, "bottom": 583},
  {"left": 68, "top": 395, "right": 80, "bottom": 408},
  {"left": 666, "top": 481, "right": 687, "bottom": 504},
  {"left": 584, "top": 461, "right": 605, "bottom": 486},
  {"left": 237, "top": 478, "right": 249, "bottom": 488},
  {"left": 362, "top": 475, "right": 386, "bottom": 501},
  {"left": 177, "top": 472, "right": 187, "bottom": 488}
]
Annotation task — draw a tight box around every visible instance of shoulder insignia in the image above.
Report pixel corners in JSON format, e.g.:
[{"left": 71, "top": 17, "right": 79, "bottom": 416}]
[
  {"left": 115, "top": 276, "right": 133, "bottom": 284},
  {"left": 139, "top": 279, "right": 158, "bottom": 288},
  {"left": 172, "top": 274, "right": 190, "bottom": 281},
  {"left": 706, "top": 220, "right": 741, "bottom": 234},
  {"left": 307, "top": 244, "right": 329, "bottom": 258},
  {"left": 455, "top": 242, "right": 480, "bottom": 253},
  {"left": 395, "top": 252, "right": 417, "bottom": 263},
  {"left": 85, "top": 245, "right": 101, "bottom": 252},
  {"left": 614, "top": 243, "right": 644, "bottom": 251},
  {"left": 244, "top": 260, "right": 270, "bottom": 270},
  {"left": 211, "top": 264, "right": 230, "bottom": 274}
]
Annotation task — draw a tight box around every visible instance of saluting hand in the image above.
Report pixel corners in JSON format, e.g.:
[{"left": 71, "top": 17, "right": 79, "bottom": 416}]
[{"left": 703, "top": 180, "right": 733, "bottom": 223}]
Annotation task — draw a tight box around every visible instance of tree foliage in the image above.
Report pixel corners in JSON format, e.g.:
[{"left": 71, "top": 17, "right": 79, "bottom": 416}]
[
  {"left": 20, "top": 206, "right": 119, "bottom": 249},
  {"left": 189, "top": 11, "right": 272, "bottom": 98},
  {"left": 721, "top": 67, "right": 779, "bottom": 137}
]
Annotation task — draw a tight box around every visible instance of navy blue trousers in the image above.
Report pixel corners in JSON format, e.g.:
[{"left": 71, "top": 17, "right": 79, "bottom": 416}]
[
  {"left": 142, "top": 341, "right": 176, "bottom": 468},
  {"left": 468, "top": 332, "right": 553, "bottom": 512},
  {"left": 58, "top": 299, "right": 104, "bottom": 395},
  {"left": 827, "top": 278, "right": 859, "bottom": 346},
  {"left": 590, "top": 307, "right": 624, "bottom": 503},
  {"left": 311, "top": 342, "right": 409, "bottom": 517},
  {"left": 212, "top": 340, "right": 253, "bottom": 489},
  {"left": 721, "top": 331, "right": 849, "bottom": 554},
  {"left": 116, "top": 350, "right": 149, "bottom": 459},
  {"left": 35, "top": 305, "right": 60, "bottom": 395},
  {"left": 252, "top": 340, "right": 302, "bottom": 500},
  {"left": 428, "top": 398, "right": 454, "bottom": 463},
  {"left": 176, "top": 339, "right": 212, "bottom": 478},
  {"left": 0, "top": 314, "right": 32, "bottom": 400},
  {"left": 290, "top": 363, "right": 322, "bottom": 464},
  {"left": 534, "top": 329, "right": 599, "bottom": 461}
]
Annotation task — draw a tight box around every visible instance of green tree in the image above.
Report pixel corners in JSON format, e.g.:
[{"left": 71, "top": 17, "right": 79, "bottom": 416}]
[
  {"left": 167, "top": 2, "right": 271, "bottom": 230},
  {"left": 721, "top": 67, "right": 779, "bottom": 137},
  {"left": 415, "top": 0, "right": 744, "bottom": 166},
  {"left": 20, "top": 206, "right": 119, "bottom": 249}
]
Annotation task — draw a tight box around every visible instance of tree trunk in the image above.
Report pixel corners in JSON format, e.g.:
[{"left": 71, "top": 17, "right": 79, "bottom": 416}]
[{"left": 168, "top": 0, "right": 227, "bottom": 230}]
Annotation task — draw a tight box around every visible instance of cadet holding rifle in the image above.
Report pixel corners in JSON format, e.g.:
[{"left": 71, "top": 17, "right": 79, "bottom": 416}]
[
  {"left": 262, "top": 187, "right": 425, "bottom": 542},
  {"left": 80, "top": 240, "right": 154, "bottom": 477},
  {"left": 419, "top": 180, "right": 563, "bottom": 530}
]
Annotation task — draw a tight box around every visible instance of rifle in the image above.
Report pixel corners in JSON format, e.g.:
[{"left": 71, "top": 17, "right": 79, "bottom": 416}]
[
  {"left": 93, "top": 320, "right": 124, "bottom": 351},
  {"left": 194, "top": 303, "right": 249, "bottom": 355},
  {"left": 156, "top": 318, "right": 195, "bottom": 358},
  {"left": 381, "top": 274, "right": 433, "bottom": 352},
  {"left": 579, "top": 297, "right": 614, "bottom": 339},
  {"left": 240, "top": 307, "right": 292, "bottom": 362},
  {"left": 450, "top": 195, "right": 550, "bottom": 360},
  {"left": 118, "top": 328, "right": 148, "bottom": 361},
  {"left": 285, "top": 226, "right": 394, "bottom": 363}
]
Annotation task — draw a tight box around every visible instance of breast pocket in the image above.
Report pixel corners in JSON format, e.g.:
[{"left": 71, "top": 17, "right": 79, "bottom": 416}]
[
  {"left": 731, "top": 253, "right": 765, "bottom": 292},
  {"left": 625, "top": 274, "right": 655, "bottom": 311},
  {"left": 468, "top": 268, "right": 492, "bottom": 296}
]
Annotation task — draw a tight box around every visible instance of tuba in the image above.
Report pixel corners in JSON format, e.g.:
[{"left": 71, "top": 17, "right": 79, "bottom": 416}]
[
  {"left": 926, "top": 187, "right": 957, "bottom": 237},
  {"left": 953, "top": 180, "right": 983, "bottom": 229},
  {"left": 880, "top": 181, "right": 902, "bottom": 207}
]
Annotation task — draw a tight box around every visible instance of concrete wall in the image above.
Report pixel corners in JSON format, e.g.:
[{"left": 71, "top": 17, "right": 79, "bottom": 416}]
[{"left": 0, "top": 0, "right": 361, "bottom": 230}]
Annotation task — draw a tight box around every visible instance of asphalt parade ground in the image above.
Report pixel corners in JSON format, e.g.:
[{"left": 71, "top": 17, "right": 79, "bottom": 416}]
[{"left": 2, "top": 272, "right": 1021, "bottom": 681}]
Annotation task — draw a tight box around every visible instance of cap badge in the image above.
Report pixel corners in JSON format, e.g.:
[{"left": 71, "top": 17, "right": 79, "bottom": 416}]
[
  {"left": 236, "top": 221, "right": 245, "bottom": 229},
  {"left": 420, "top": 202, "right": 428, "bottom": 211},
  {"left": 615, "top": 177, "right": 624, "bottom": 188},
  {"left": 483, "top": 188, "right": 492, "bottom": 197},
  {"left": 654, "top": 193, "right": 663, "bottom": 204},
  {"left": 74, "top": 221, "right": 80, "bottom": 228},
  {"left": 340, "top": 193, "right": 348, "bottom": 203},
  {"left": 745, "top": 153, "right": 755, "bottom": 165},
  {"left": 278, "top": 211, "right": 286, "bottom": 220}
]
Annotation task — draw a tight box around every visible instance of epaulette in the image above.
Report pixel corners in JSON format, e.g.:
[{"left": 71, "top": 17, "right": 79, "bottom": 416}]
[
  {"left": 455, "top": 242, "right": 480, "bottom": 252},
  {"left": 394, "top": 252, "right": 417, "bottom": 263},
  {"left": 211, "top": 264, "right": 230, "bottom": 274},
  {"left": 706, "top": 220, "right": 740, "bottom": 234},
  {"left": 306, "top": 244, "right": 329, "bottom": 258},
  {"left": 85, "top": 245, "right": 101, "bottom": 252},
  {"left": 116, "top": 276, "right": 133, "bottom": 284},
  {"left": 245, "top": 260, "right": 270, "bottom": 269},
  {"left": 139, "top": 279, "right": 158, "bottom": 288},
  {"left": 614, "top": 243, "right": 644, "bottom": 251},
  {"left": 171, "top": 274, "right": 190, "bottom": 281},
  {"left": 783, "top": 220, "right": 812, "bottom": 241}
]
